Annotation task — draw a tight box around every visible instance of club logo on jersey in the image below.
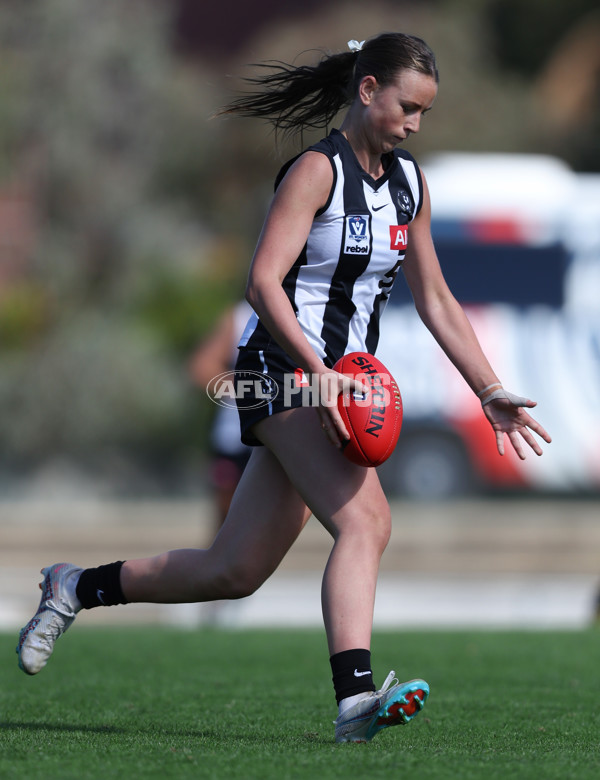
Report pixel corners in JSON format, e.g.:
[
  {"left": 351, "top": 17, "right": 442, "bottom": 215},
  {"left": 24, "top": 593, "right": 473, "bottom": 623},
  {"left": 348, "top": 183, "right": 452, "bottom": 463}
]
[
  {"left": 389, "top": 225, "right": 408, "bottom": 251},
  {"left": 344, "top": 214, "right": 370, "bottom": 254},
  {"left": 396, "top": 188, "right": 413, "bottom": 215}
]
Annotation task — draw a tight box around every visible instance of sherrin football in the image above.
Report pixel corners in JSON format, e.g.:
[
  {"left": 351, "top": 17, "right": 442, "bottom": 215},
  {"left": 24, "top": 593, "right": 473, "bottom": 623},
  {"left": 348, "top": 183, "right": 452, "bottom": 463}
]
[{"left": 333, "top": 351, "right": 403, "bottom": 467}]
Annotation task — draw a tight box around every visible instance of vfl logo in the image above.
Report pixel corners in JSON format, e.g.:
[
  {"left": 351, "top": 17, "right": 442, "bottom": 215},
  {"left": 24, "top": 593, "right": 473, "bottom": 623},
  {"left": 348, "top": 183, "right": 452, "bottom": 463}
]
[
  {"left": 344, "top": 214, "right": 370, "bottom": 255},
  {"left": 348, "top": 215, "right": 367, "bottom": 241}
]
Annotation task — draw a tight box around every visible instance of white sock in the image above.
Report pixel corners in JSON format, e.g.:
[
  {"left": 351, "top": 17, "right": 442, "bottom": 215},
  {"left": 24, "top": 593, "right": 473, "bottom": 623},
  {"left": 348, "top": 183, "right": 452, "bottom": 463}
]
[{"left": 338, "top": 691, "right": 371, "bottom": 716}]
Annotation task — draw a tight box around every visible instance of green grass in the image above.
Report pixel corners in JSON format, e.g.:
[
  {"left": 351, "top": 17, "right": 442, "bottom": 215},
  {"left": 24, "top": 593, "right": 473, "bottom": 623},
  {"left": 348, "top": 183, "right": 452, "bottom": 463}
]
[{"left": 1, "top": 628, "right": 599, "bottom": 779}]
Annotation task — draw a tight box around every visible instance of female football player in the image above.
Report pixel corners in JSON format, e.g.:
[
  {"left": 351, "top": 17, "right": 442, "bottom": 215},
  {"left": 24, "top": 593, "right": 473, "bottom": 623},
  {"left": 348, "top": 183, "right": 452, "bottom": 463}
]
[{"left": 17, "top": 32, "right": 551, "bottom": 743}]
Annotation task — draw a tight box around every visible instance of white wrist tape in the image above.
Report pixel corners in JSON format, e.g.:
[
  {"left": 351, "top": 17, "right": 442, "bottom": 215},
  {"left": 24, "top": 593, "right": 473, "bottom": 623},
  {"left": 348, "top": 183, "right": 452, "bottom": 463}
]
[
  {"left": 480, "top": 387, "right": 529, "bottom": 407},
  {"left": 476, "top": 383, "right": 502, "bottom": 398}
]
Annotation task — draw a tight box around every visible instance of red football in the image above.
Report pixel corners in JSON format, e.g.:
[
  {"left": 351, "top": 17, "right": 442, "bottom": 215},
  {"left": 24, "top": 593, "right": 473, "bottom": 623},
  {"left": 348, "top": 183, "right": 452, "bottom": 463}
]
[{"left": 333, "top": 351, "right": 403, "bottom": 467}]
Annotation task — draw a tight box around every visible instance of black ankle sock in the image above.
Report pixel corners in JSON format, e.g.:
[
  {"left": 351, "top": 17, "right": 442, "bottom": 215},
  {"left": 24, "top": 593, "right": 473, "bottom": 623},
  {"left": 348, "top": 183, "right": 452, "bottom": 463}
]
[
  {"left": 75, "top": 561, "right": 128, "bottom": 609},
  {"left": 330, "top": 648, "right": 375, "bottom": 704}
]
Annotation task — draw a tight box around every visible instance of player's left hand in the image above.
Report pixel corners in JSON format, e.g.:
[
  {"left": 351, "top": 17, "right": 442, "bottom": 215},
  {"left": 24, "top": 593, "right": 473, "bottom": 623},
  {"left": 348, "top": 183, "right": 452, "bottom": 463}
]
[{"left": 481, "top": 388, "right": 552, "bottom": 459}]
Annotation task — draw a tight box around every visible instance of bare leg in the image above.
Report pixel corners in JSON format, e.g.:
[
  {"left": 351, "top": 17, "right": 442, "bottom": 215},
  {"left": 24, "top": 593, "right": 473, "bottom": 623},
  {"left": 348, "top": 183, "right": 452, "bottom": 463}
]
[
  {"left": 121, "top": 406, "right": 389, "bottom": 657},
  {"left": 253, "top": 407, "right": 391, "bottom": 656},
  {"left": 121, "top": 447, "right": 311, "bottom": 603}
]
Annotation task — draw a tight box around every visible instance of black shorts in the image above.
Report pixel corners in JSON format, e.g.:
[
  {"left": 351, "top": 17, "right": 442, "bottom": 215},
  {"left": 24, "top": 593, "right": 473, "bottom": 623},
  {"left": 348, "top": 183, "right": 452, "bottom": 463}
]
[{"left": 234, "top": 344, "right": 315, "bottom": 446}]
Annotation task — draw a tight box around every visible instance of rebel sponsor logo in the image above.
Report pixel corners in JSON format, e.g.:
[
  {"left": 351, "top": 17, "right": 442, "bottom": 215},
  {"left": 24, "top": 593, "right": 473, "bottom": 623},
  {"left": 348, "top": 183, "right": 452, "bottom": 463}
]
[
  {"left": 344, "top": 214, "right": 370, "bottom": 254},
  {"left": 389, "top": 224, "right": 408, "bottom": 251}
]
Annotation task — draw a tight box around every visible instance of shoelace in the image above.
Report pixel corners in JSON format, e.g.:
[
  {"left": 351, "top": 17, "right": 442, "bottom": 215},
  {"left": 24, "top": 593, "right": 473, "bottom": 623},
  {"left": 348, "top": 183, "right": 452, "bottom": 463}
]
[{"left": 377, "top": 670, "right": 398, "bottom": 695}]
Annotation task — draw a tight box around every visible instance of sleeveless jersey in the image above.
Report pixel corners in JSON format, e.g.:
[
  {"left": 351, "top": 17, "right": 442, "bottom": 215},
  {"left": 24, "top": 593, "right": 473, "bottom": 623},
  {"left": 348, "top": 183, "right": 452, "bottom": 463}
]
[{"left": 239, "top": 129, "right": 423, "bottom": 366}]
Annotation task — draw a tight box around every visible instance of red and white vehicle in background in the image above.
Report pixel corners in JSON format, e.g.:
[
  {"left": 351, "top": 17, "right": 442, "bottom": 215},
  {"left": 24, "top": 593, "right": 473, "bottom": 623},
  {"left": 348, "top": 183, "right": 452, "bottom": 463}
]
[{"left": 377, "top": 153, "right": 600, "bottom": 498}]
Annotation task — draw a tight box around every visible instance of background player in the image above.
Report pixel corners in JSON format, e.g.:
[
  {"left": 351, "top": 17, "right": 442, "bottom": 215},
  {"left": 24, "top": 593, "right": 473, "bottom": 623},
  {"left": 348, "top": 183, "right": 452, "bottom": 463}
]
[{"left": 189, "top": 300, "right": 253, "bottom": 531}]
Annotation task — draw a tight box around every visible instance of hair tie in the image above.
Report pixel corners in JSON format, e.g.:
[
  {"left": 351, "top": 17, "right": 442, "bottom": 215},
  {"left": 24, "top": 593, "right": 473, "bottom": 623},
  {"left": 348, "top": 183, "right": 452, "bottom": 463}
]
[{"left": 347, "top": 40, "right": 365, "bottom": 53}]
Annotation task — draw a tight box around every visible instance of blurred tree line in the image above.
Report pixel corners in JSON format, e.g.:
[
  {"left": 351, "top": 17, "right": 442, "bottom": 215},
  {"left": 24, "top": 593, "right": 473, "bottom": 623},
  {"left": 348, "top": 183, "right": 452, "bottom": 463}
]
[{"left": 0, "top": 0, "right": 597, "bottom": 495}]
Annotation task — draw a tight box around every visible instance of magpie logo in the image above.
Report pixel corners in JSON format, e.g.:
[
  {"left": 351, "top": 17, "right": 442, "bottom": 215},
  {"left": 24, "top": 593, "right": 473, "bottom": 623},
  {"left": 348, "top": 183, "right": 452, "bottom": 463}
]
[{"left": 396, "top": 188, "right": 413, "bottom": 215}]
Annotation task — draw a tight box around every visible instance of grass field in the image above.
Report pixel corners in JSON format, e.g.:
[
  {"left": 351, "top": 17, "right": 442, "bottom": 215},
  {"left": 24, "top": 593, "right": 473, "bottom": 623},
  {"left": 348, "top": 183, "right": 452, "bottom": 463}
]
[{"left": 1, "top": 627, "right": 598, "bottom": 779}]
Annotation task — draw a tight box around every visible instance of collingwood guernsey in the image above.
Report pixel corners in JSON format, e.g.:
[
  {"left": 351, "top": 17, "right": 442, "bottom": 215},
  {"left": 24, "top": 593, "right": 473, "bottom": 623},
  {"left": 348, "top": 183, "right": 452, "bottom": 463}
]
[{"left": 239, "top": 129, "right": 424, "bottom": 366}]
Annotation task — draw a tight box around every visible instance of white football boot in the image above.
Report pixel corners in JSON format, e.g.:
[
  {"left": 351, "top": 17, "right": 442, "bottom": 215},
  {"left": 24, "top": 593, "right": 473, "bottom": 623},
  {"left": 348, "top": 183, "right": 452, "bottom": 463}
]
[
  {"left": 334, "top": 671, "right": 429, "bottom": 743},
  {"left": 17, "top": 563, "right": 82, "bottom": 675}
]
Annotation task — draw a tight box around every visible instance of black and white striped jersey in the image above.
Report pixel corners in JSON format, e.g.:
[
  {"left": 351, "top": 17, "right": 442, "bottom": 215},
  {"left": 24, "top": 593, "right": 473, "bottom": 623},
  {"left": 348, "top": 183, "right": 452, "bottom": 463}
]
[{"left": 239, "top": 129, "right": 423, "bottom": 366}]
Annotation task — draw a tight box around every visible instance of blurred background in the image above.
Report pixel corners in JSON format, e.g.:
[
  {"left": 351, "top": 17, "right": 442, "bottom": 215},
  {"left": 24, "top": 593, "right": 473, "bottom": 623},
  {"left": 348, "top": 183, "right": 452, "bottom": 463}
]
[{"left": 1, "top": 0, "right": 599, "bottom": 630}]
